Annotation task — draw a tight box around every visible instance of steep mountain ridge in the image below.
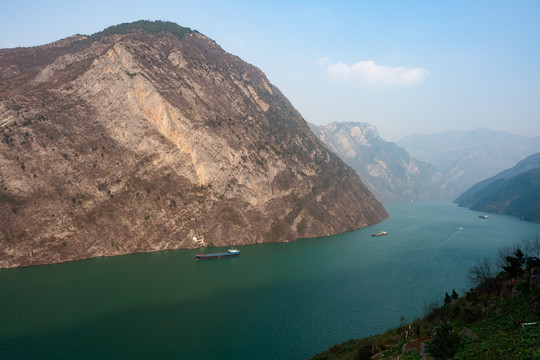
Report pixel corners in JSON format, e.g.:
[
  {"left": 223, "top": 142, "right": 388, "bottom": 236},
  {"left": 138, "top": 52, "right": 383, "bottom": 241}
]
[
  {"left": 0, "top": 21, "right": 387, "bottom": 268},
  {"left": 310, "top": 122, "right": 448, "bottom": 201}
]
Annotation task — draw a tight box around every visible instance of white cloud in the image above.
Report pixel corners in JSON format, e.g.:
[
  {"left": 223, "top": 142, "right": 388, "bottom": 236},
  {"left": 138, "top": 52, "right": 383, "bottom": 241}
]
[
  {"left": 315, "top": 57, "right": 330, "bottom": 65},
  {"left": 326, "top": 60, "right": 429, "bottom": 88}
]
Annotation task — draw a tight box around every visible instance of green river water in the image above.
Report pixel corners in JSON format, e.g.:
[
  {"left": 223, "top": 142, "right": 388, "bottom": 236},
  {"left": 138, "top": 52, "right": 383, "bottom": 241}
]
[{"left": 1, "top": 201, "right": 539, "bottom": 359}]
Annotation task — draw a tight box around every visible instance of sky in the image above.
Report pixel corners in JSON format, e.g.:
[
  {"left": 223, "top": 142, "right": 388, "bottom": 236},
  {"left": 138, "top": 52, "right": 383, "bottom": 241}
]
[{"left": 2, "top": 0, "right": 540, "bottom": 141}]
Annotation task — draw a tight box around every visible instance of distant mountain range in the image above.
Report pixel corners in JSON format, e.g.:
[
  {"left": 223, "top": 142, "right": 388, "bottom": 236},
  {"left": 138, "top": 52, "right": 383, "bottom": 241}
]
[
  {"left": 397, "top": 128, "right": 540, "bottom": 198},
  {"left": 311, "top": 124, "right": 540, "bottom": 203},
  {"left": 456, "top": 152, "right": 540, "bottom": 221},
  {"left": 309, "top": 122, "right": 447, "bottom": 201}
]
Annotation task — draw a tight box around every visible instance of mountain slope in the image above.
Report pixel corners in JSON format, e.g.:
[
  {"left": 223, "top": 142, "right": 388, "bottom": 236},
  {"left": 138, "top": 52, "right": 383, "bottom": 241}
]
[
  {"left": 0, "top": 21, "right": 388, "bottom": 268},
  {"left": 310, "top": 122, "right": 448, "bottom": 201},
  {"left": 456, "top": 153, "right": 540, "bottom": 221},
  {"left": 398, "top": 128, "right": 540, "bottom": 198},
  {"left": 456, "top": 152, "right": 540, "bottom": 204}
]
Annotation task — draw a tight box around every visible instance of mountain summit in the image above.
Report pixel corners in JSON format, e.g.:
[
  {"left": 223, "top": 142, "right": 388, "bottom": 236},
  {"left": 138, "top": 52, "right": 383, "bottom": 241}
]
[{"left": 0, "top": 21, "right": 387, "bottom": 268}]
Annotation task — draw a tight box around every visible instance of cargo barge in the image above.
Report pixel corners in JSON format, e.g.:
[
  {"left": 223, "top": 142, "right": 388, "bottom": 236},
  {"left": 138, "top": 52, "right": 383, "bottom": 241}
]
[{"left": 195, "top": 249, "right": 240, "bottom": 260}]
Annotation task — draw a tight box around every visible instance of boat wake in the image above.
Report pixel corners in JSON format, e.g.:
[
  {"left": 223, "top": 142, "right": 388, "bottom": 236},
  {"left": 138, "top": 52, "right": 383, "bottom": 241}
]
[{"left": 445, "top": 228, "right": 463, "bottom": 242}]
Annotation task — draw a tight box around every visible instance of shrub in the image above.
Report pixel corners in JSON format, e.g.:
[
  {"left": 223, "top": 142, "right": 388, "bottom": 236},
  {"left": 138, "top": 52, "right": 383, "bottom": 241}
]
[
  {"left": 352, "top": 345, "right": 372, "bottom": 360},
  {"left": 426, "top": 323, "right": 460, "bottom": 359},
  {"left": 91, "top": 20, "right": 192, "bottom": 41},
  {"left": 502, "top": 248, "right": 525, "bottom": 277}
]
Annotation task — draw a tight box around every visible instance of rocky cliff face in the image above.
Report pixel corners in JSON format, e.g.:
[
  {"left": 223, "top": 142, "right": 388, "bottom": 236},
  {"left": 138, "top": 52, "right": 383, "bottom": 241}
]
[
  {"left": 310, "top": 122, "right": 447, "bottom": 201},
  {"left": 0, "top": 21, "right": 388, "bottom": 268}
]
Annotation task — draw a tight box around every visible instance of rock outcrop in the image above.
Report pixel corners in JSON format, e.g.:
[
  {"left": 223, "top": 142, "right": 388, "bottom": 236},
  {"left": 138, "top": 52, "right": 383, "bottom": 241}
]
[{"left": 0, "top": 21, "right": 388, "bottom": 268}]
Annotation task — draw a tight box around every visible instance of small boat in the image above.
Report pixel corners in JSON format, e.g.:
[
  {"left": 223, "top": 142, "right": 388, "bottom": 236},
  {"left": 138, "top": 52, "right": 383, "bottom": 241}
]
[
  {"left": 195, "top": 248, "right": 240, "bottom": 260},
  {"left": 479, "top": 214, "right": 488, "bottom": 219},
  {"left": 372, "top": 231, "right": 387, "bottom": 237}
]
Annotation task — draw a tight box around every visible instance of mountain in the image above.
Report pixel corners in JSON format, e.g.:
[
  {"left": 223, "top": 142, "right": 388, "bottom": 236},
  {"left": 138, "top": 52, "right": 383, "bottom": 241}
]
[
  {"left": 0, "top": 21, "right": 387, "bottom": 268},
  {"left": 309, "top": 122, "right": 448, "bottom": 201},
  {"left": 456, "top": 152, "right": 540, "bottom": 221},
  {"left": 398, "top": 128, "right": 540, "bottom": 198}
]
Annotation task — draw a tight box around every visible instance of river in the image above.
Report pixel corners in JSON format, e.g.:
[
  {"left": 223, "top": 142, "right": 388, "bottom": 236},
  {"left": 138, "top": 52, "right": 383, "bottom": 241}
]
[{"left": 1, "top": 201, "right": 539, "bottom": 359}]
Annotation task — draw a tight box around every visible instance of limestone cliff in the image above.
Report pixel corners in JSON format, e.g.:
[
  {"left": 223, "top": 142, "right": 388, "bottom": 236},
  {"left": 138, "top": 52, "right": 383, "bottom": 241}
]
[{"left": 0, "top": 21, "right": 388, "bottom": 268}]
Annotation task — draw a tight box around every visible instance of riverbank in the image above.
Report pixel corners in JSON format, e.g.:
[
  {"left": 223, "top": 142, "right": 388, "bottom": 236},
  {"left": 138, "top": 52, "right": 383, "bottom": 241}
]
[{"left": 311, "top": 240, "right": 540, "bottom": 359}]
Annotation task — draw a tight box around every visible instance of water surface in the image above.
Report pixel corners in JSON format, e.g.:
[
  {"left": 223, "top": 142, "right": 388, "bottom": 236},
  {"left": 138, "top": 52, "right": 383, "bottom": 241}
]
[{"left": 1, "top": 201, "right": 539, "bottom": 359}]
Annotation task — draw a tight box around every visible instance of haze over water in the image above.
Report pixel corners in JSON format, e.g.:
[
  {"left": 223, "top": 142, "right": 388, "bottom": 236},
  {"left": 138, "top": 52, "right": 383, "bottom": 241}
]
[{"left": 1, "top": 201, "right": 539, "bottom": 359}]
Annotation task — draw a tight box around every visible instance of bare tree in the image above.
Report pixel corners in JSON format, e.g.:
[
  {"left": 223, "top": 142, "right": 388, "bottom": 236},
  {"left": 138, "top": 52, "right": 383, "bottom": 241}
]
[
  {"left": 468, "top": 257, "right": 495, "bottom": 286},
  {"left": 520, "top": 233, "right": 540, "bottom": 259}
]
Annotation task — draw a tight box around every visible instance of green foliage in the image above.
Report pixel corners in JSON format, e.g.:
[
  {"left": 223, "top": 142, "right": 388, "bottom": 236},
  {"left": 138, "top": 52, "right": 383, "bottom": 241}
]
[
  {"left": 400, "top": 352, "right": 422, "bottom": 360},
  {"left": 351, "top": 345, "right": 372, "bottom": 360},
  {"left": 91, "top": 20, "right": 193, "bottom": 41},
  {"left": 456, "top": 291, "right": 540, "bottom": 359},
  {"left": 503, "top": 248, "right": 525, "bottom": 277},
  {"left": 444, "top": 292, "right": 452, "bottom": 306},
  {"left": 426, "top": 323, "right": 461, "bottom": 359},
  {"left": 311, "top": 339, "right": 366, "bottom": 360}
]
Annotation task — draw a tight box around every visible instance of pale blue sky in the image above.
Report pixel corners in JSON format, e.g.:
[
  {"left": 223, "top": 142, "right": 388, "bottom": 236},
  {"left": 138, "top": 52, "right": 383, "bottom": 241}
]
[{"left": 2, "top": 0, "right": 539, "bottom": 141}]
